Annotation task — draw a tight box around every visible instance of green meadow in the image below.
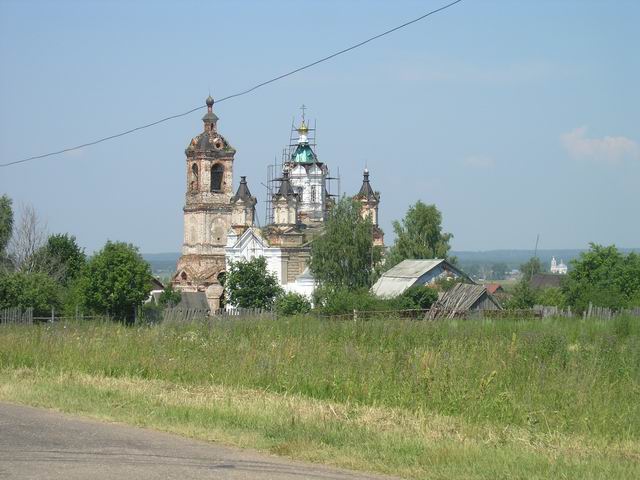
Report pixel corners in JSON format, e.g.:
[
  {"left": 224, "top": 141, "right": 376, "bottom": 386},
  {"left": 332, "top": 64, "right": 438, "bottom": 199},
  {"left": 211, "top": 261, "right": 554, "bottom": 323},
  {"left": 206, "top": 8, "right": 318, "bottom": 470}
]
[{"left": 1, "top": 315, "right": 638, "bottom": 479}]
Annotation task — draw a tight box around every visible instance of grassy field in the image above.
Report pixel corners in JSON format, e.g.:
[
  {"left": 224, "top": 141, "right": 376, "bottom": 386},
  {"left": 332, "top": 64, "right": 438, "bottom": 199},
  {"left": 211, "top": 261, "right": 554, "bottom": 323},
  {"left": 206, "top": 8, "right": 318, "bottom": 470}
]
[{"left": 1, "top": 316, "right": 639, "bottom": 478}]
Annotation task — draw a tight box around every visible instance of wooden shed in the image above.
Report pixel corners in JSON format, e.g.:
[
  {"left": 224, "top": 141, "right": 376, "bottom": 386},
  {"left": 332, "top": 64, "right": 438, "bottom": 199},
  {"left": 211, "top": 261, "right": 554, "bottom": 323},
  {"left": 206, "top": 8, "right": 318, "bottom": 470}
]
[{"left": 428, "top": 283, "right": 502, "bottom": 319}]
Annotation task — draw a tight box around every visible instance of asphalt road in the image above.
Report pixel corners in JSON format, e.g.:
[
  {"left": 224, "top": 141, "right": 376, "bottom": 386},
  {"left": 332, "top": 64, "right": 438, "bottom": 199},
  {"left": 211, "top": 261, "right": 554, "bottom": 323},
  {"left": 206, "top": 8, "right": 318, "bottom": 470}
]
[{"left": 0, "top": 403, "right": 394, "bottom": 480}]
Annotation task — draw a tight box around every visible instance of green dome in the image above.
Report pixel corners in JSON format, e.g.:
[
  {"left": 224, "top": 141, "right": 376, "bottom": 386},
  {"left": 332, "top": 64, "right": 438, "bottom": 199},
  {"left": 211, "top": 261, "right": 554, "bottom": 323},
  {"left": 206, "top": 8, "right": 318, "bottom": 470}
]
[{"left": 291, "top": 143, "right": 317, "bottom": 164}]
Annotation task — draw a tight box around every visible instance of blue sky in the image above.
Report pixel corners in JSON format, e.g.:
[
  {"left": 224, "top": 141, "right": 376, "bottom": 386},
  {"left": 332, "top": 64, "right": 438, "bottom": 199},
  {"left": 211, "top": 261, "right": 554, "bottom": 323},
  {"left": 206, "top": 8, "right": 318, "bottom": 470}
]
[{"left": 1, "top": 0, "right": 638, "bottom": 253}]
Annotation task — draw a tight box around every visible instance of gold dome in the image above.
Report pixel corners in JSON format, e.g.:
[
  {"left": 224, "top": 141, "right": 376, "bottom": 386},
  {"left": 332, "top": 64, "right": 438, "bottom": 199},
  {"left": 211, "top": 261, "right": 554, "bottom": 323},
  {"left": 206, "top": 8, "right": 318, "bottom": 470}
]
[{"left": 297, "top": 120, "right": 309, "bottom": 134}]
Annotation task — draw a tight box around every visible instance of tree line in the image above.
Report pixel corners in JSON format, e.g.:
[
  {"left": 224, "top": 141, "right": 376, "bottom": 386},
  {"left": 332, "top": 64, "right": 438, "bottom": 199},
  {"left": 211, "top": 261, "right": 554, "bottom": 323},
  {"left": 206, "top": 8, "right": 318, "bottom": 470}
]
[
  {"left": 3, "top": 191, "right": 636, "bottom": 320},
  {"left": 0, "top": 195, "right": 152, "bottom": 321},
  {"left": 508, "top": 246, "right": 640, "bottom": 311}
]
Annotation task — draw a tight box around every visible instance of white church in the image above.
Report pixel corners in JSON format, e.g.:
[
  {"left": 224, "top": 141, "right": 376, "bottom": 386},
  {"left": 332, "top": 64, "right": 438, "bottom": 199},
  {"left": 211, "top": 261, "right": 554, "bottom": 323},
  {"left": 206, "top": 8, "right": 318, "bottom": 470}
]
[{"left": 550, "top": 257, "right": 568, "bottom": 275}]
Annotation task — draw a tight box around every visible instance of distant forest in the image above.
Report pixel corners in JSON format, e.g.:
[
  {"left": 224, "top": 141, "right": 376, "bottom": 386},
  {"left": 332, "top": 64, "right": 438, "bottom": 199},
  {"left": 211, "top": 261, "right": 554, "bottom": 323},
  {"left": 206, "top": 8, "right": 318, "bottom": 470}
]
[{"left": 143, "top": 248, "right": 640, "bottom": 280}]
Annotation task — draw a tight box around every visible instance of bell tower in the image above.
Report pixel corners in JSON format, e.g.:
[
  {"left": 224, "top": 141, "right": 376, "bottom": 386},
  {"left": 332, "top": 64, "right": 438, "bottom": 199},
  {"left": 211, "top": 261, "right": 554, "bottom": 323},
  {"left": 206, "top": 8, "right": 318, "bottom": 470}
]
[{"left": 174, "top": 95, "right": 235, "bottom": 310}]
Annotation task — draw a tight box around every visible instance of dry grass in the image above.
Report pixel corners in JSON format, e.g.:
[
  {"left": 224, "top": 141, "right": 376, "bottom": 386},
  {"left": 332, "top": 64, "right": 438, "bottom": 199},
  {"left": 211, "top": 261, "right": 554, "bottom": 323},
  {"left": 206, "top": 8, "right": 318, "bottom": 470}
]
[
  {"left": 1, "top": 315, "right": 639, "bottom": 478},
  {"left": 1, "top": 367, "right": 638, "bottom": 479}
]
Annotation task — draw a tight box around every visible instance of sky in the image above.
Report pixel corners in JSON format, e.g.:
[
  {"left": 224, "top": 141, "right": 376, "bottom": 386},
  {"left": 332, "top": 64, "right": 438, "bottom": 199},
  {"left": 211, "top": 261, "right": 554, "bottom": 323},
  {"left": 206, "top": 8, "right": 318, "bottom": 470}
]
[{"left": 0, "top": 0, "right": 638, "bottom": 254}]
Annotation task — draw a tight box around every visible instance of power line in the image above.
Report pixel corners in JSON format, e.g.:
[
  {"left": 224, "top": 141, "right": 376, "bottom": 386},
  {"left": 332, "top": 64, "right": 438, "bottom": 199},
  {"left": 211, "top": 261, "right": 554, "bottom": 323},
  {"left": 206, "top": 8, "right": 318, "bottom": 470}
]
[{"left": 1, "top": 0, "right": 464, "bottom": 168}]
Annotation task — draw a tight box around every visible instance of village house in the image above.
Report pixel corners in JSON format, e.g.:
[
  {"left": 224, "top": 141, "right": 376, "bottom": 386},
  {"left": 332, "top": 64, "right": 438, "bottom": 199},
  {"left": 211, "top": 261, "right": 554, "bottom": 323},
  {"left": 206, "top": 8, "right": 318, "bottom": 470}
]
[
  {"left": 427, "top": 283, "right": 502, "bottom": 319},
  {"left": 371, "top": 259, "right": 471, "bottom": 298}
]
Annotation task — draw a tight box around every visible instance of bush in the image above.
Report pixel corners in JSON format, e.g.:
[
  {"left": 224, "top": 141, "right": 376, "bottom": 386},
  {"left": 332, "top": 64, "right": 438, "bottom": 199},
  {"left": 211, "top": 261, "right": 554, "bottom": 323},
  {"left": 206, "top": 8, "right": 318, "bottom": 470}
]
[
  {"left": 396, "top": 285, "right": 438, "bottom": 309},
  {"left": 159, "top": 284, "right": 182, "bottom": 307},
  {"left": 275, "top": 292, "right": 311, "bottom": 316},
  {"left": 314, "top": 287, "right": 383, "bottom": 315},
  {"left": 138, "top": 301, "right": 163, "bottom": 325},
  {"left": 0, "top": 271, "right": 61, "bottom": 316},
  {"left": 504, "top": 278, "right": 536, "bottom": 309},
  {"left": 535, "top": 287, "right": 566, "bottom": 307}
]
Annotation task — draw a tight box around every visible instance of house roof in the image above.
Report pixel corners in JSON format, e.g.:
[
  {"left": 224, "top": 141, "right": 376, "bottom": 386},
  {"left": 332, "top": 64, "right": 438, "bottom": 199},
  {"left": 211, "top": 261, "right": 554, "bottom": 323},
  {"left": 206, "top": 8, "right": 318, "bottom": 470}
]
[
  {"left": 485, "top": 283, "right": 504, "bottom": 295},
  {"left": 530, "top": 273, "right": 564, "bottom": 289},
  {"left": 176, "top": 292, "right": 209, "bottom": 311},
  {"left": 429, "top": 283, "right": 501, "bottom": 317},
  {"left": 371, "top": 259, "right": 470, "bottom": 297},
  {"left": 149, "top": 277, "right": 164, "bottom": 291}
]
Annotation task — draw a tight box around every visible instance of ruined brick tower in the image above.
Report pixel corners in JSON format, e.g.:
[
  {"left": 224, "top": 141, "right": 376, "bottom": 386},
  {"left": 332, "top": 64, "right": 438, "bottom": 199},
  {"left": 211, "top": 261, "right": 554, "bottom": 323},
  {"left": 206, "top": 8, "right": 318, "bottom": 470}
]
[{"left": 173, "top": 96, "right": 235, "bottom": 310}]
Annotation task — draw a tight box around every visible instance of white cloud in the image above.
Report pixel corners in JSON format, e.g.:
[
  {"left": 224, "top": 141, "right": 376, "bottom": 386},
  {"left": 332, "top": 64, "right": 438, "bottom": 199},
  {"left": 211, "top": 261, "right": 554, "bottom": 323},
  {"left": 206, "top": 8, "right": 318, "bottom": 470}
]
[
  {"left": 463, "top": 155, "right": 495, "bottom": 169},
  {"left": 561, "top": 127, "right": 639, "bottom": 164}
]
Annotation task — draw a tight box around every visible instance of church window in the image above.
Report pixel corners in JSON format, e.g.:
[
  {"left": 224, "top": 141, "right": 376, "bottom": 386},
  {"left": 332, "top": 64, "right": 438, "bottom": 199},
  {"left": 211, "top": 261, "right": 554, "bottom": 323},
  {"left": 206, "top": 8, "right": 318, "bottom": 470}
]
[
  {"left": 311, "top": 185, "right": 317, "bottom": 203},
  {"left": 211, "top": 164, "right": 224, "bottom": 192},
  {"left": 181, "top": 272, "right": 187, "bottom": 281},
  {"left": 190, "top": 163, "right": 199, "bottom": 191}
]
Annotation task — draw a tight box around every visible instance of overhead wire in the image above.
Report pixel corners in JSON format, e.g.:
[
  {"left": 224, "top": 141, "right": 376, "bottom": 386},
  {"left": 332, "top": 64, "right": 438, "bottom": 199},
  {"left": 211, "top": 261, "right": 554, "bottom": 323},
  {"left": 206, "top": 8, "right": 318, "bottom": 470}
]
[{"left": 0, "top": 0, "right": 463, "bottom": 168}]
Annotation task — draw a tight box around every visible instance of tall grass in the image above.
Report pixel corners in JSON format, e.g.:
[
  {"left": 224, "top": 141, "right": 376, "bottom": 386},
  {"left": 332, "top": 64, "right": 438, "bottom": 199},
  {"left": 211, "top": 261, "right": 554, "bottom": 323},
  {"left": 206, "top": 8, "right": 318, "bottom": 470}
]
[{"left": 1, "top": 315, "right": 638, "bottom": 441}]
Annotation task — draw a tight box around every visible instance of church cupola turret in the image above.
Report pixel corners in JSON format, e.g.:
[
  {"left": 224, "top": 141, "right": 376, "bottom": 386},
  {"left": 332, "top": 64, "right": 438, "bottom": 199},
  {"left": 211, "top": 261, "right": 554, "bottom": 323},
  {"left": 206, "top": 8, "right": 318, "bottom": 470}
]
[
  {"left": 354, "top": 168, "right": 384, "bottom": 246},
  {"left": 231, "top": 176, "right": 257, "bottom": 228},
  {"left": 202, "top": 95, "right": 218, "bottom": 133},
  {"left": 278, "top": 106, "right": 331, "bottom": 225},
  {"left": 273, "top": 170, "right": 299, "bottom": 226},
  {"left": 291, "top": 120, "right": 317, "bottom": 164}
]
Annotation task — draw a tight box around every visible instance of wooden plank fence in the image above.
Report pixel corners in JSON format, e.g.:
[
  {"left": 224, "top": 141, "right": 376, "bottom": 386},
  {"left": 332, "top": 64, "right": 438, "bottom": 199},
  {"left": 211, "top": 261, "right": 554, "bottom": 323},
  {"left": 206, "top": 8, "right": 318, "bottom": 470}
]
[
  {"left": 161, "top": 307, "right": 274, "bottom": 323},
  {"left": 0, "top": 307, "right": 33, "bottom": 325},
  {"left": 2, "top": 303, "right": 639, "bottom": 326},
  {"left": 534, "top": 303, "right": 640, "bottom": 319},
  {"left": 317, "top": 308, "right": 539, "bottom": 321}
]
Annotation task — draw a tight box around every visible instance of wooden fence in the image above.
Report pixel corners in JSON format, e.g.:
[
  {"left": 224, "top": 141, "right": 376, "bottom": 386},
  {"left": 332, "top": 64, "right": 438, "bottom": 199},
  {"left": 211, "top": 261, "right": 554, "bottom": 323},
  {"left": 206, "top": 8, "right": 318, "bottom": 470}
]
[
  {"left": 2, "top": 304, "right": 639, "bottom": 326},
  {"left": 534, "top": 303, "right": 640, "bottom": 319},
  {"left": 0, "top": 307, "right": 33, "bottom": 325},
  {"left": 317, "top": 308, "right": 540, "bottom": 321},
  {"left": 161, "top": 307, "right": 274, "bottom": 323}
]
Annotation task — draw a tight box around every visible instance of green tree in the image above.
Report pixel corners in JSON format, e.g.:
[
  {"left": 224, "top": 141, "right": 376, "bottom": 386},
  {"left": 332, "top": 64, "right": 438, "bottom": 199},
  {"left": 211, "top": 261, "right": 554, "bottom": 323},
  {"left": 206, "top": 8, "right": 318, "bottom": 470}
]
[
  {"left": 535, "top": 287, "right": 566, "bottom": 308},
  {"left": 385, "top": 201, "right": 453, "bottom": 270},
  {"left": 505, "top": 278, "right": 536, "bottom": 309},
  {"left": 225, "top": 256, "right": 281, "bottom": 309},
  {"left": 78, "top": 241, "right": 152, "bottom": 321},
  {"left": 274, "top": 292, "right": 311, "bottom": 316},
  {"left": 0, "top": 271, "right": 60, "bottom": 316},
  {"left": 562, "top": 244, "right": 640, "bottom": 312},
  {"left": 310, "top": 197, "right": 381, "bottom": 290},
  {"left": 32, "top": 233, "right": 86, "bottom": 285},
  {"left": 519, "top": 257, "right": 542, "bottom": 282},
  {"left": 0, "top": 195, "right": 13, "bottom": 269},
  {"left": 159, "top": 284, "right": 182, "bottom": 307}
]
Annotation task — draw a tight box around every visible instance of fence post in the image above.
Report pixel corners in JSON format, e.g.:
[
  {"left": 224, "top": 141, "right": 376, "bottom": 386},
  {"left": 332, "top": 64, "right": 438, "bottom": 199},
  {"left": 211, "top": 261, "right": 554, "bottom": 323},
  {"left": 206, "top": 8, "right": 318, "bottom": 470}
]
[{"left": 50, "top": 306, "right": 55, "bottom": 323}]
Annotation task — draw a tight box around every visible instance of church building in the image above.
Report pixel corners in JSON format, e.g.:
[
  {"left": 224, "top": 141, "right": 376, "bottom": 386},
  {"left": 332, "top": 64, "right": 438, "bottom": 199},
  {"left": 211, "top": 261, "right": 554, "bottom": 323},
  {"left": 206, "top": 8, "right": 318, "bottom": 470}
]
[{"left": 173, "top": 96, "right": 383, "bottom": 310}]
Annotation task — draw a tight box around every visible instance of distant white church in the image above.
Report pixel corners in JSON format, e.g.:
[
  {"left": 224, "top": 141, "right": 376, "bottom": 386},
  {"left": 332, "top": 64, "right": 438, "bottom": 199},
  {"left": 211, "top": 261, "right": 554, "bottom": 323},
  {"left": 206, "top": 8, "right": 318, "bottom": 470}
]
[{"left": 550, "top": 257, "right": 568, "bottom": 275}]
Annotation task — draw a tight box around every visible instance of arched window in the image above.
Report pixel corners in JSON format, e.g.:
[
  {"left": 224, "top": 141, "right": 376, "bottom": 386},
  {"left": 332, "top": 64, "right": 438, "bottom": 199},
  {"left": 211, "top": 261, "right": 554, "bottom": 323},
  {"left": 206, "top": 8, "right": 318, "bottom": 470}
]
[
  {"left": 190, "top": 163, "right": 199, "bottom": 191},
  {"left": 211, "top": 164, "right": 224, "bottom": 192}
]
